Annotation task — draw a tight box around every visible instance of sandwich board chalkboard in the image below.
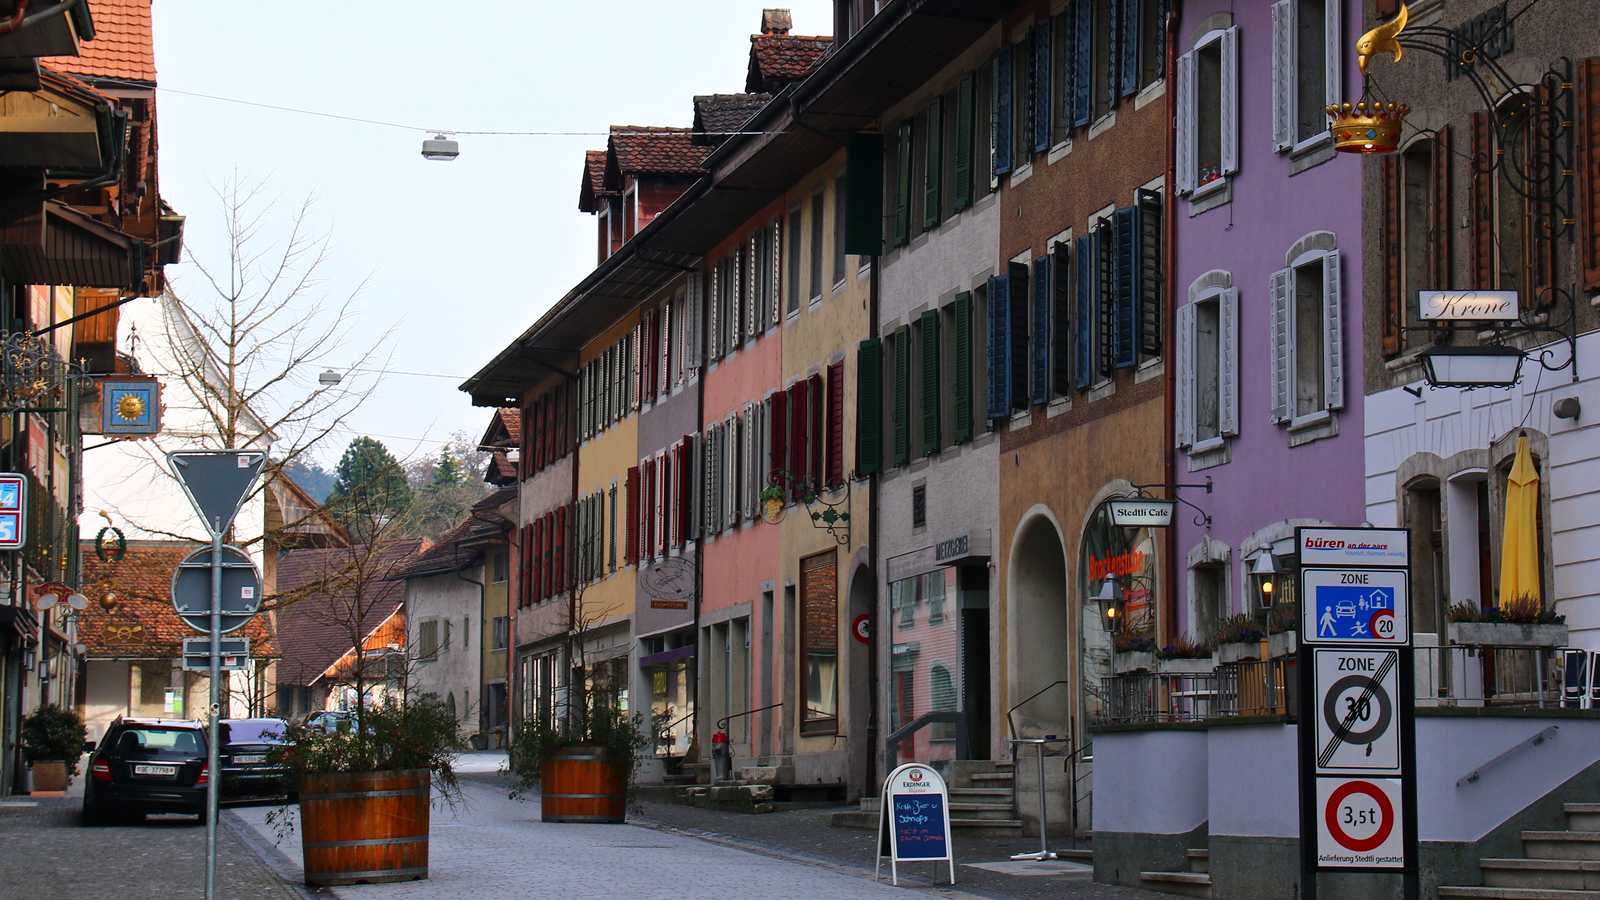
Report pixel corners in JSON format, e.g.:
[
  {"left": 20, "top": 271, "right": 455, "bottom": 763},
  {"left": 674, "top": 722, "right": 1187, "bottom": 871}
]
[{"left": 874, "top": 762, "right": 956, "bottom": 885}]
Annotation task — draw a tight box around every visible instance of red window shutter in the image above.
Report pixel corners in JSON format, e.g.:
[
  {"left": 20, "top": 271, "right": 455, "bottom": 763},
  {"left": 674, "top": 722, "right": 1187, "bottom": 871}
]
[
  {"left": 1580, "top": 59, "right": 1600, "bottom": 291},
  {"left": 660, "top": 303, "right": 673, "bottom": 396},
  {"left": 787, "top": 382, "right": 807, "bottom": 495},
  {"left": 554, "top": 506, "right": 567, "bottom": 595},
  {"left": 533, "top": 518, "right": 546, "bottom": 601},
  {"left": 625, "top": 466, "right": 640, "bottom": 564},
  {"left": 768, "top": 389, "right": 788, "bottom": 490},
  {"left": 675, "top": 439, "right": 692, "bottom": 546},
  {"left": 1431, "top": 125, "right": 1454, "bottom": 301},
  {"left": 542, "top": 394, "right": 554, "bottom": 466},
  {"left": 826, "top": 361, "right": 844, "bottom": 487},
  {"left": 658, "top": 453, "right": 671, "bottom": 555},
  {"left": 517, "top": 524, "right": 529, "bottom": 607},
  {"left": 808, "top": 374, "right": 825, "bottom": 488},
  {"left": 1381, "top": 154, "right": 1402, "bottom": 356},
  {"left": 644, "top": 458, "right": 657, "bottom": 559},
  {"left": 645, "top": 310, "right": 658, "bottom": 403},
  {"left": 1469, "top": 111, "right": 1494, "bottom": 290}
]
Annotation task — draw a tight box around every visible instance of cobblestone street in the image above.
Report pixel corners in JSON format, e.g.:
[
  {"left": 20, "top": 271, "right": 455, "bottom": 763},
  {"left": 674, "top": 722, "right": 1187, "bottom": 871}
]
[{"left": 0, "top": 797, "right": 300, "bottom": 900}]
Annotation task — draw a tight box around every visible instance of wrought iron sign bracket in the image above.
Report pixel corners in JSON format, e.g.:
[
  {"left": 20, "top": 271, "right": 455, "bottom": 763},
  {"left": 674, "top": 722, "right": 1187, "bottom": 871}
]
[
  {"left": 765, "top": 468, "right": 851, "bottom": 545},
  {"left": 1124, "top": 477, "right": 1214, "bottom": 528}
]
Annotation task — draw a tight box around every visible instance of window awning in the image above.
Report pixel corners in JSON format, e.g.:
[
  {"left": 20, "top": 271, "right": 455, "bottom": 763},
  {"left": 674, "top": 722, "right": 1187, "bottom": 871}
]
[{"left": 0, "top": 200, "right": 142, "bottom": 290}]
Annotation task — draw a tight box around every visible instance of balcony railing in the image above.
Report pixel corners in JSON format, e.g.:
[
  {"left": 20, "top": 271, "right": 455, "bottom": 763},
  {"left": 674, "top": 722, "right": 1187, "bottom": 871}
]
[{"left": 1097, "top": 644, "right": 1575, "bottom": 726}]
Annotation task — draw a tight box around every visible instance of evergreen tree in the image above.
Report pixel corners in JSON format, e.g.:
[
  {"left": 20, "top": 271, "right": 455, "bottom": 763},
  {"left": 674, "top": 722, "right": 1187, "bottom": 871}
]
[
  {"left": 432, "top": 447, "right": 465, "bottom": 486},
  {"left": 327, "top": 437, "right": 412, "bottom": 529}
]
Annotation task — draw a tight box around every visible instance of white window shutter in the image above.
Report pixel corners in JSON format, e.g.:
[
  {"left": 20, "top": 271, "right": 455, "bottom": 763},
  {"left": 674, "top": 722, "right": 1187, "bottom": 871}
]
[
  {"left": 1324, "top": 0, "right": 1342, "bottom": 120},
  {"left": 1175, "top": 301, "right": 1197, "bottom": 448},
  {"left": 1219, "top": 287, "right": 1240, "bottom": 436},
  {"left": 724, "top": 414, "right": 740, "bottom": 530},
  {"left": 660, "top": 305, "right": 671, "bottom": 398},
  {"left": 769, "top": 220, "right": 782, "bottom": 326},
  {"left": 1269, "top": 268, "right": 1293, "bottom": 423},
  {"left": 601, "top": 348, "right": 613, "bottom": 426},
  {"left": 1176, "top": 52, "right": 1196, "bottom": 193},
  {"left": 747, "top": 233, "right": 761, "bottom": 339},
  {"left": 731, "top": 248, "right": 744, "bottom": 348},
  {"left": 709, "top": 264, "right": 722, "bottom": 360},
  {"left": 1271, "top": 0, "right": 1295, "bottom": 152},
  {"left": 1220, "top": 27, "right": 1240, "bottom": 176},
  {"left": 704, "top": 424, "right": 719, "bottom": 534},
  {"left": 1322, "top": 249, "right": 1344, "bottom": 410}
]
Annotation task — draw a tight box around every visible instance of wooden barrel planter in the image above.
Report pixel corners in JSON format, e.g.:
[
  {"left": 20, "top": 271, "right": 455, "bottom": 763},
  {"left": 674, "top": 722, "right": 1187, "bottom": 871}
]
[
  {"left": 298, "top": 769, "right": 430, "bottom": 886},
  {"left": 541, "top": 746, "right": 626, "bottom": 823}
]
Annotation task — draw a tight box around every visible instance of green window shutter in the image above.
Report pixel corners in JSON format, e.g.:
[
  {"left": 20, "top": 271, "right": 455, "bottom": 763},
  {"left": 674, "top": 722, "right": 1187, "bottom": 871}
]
[
  {"left": 856, "top": 339, "right": 883, "bottom": 474},
  {"left": 952, "top": 292, "right": 973, "bottom": 442},
  {"left": 845, "top": 133, "right": 884, "bottom": 256},
  {"left": 954, "top": 74, "right": 974, "bottom": 210},
  {"left": 894, "top": 119, "right": 913, "bottom": 247},
  {"left": 892, "top": 325, "right": 911, "bottom": 467},
  {"left": 919, "top": 309, "right": 941, "bottom": 456},
  {"left": 923, "top": 98, "right": 943, "bottom": 231}
]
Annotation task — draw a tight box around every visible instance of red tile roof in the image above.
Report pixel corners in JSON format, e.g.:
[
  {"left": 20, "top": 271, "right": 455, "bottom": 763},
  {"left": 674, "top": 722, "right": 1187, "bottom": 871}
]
[
  {"left": 44, "top": 0, "right": 156, "bottom": 83},
  {"left": 581, "top": 149, "right": 612, "bottom": 210},
  {"left": 747, "top": 34, "right": 831, "bottom": 91},
  {"left": 80, "top": 542, "right": 277, "bottom": 659},
  {"left": 270, "top": 539, "right": 426, "bottom": 687},
  {"left": 608, "top": 126, "right": 710, "bottom": 176},
  {"left": 693, "top": 93, "right": 771, "bottom": 144},
  {"left": 495, "top": 407, "right": 521, "bottom": 443}
]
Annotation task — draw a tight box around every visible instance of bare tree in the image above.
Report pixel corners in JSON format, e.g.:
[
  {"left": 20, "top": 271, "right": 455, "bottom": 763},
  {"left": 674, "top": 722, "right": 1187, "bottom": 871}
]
[{"left": 104, "top": 174, "right": 394, "bottom": 549}]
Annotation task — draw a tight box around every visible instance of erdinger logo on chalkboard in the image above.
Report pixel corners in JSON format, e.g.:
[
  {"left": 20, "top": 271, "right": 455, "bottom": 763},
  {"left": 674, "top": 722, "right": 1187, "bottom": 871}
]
[{"left": 907, "top": 768, "right": 923, "bottom": 782}]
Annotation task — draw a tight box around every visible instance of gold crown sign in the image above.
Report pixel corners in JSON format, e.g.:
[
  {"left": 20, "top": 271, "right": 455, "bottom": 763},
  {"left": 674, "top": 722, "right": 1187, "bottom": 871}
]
[{"left": 1328, "top": 100, "right": 1409, "bottom": 154}]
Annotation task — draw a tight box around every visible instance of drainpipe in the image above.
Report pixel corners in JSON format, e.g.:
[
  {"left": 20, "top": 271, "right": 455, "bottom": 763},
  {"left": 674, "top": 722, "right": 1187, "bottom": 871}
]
[
  {"left": 455, "top": 558, "right": 486, "bottom": 741},
  {"left": 692, "top": 267, "right": 707, "bottom": 757},
  {"left": 866, "top": 251, "right": 881, "bottom": 787},
  {"left": 1162, "top": 2, "right": 1181, "bottom": 649}
]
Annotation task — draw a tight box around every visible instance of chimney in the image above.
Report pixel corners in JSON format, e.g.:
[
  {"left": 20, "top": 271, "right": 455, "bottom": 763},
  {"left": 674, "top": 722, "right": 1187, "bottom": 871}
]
[{"left": 761, "top": 9, "right": 792, "bottom": 34}]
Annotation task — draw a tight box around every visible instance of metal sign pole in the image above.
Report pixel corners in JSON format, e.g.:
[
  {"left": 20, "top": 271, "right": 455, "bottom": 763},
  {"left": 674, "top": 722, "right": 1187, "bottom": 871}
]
[{"left": 205, "top": 519, "right": 222, "bottom": 900}]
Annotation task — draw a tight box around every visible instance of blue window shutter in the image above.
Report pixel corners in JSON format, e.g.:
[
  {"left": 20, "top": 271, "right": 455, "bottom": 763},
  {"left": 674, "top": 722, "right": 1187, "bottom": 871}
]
[
  {"left": 1052, "top": 241, "right": 1073, "bottom": 396},
  {"left": 1072, "top": 0, "right": 1093, "bottom": 128},
  {"left": 1074, "top": 234, "right": 1093, "bottom": 390},
  {"left": 1098, "top": 220, "right": 1118, "bottom": 376},
  {"left": 1009, "top": 260, "right": 1030, "bottom": 410},
  {"left": 1032, "top": 18, "right": 1052, "bottom": 153},
  {"left": 993, "top": 47, "right": 1013, "bottom": 175},
  {"left": 1031, "top": 254, "right": 1051, "bottom": 405},
  {"left": 1108, "top": 0, "right": 1122, "bottom": 106},
  {"left": 1120, "top": 0, "right": 1140, "bottom": 98},
  {"left": 986, "top": 274, "right": 1010, "bottom": 418},
  {"left": 1137, "top": 188, "right": 1163, "bottom": 357},
  {"left": 1113, "top": 206, "right": 1138, "bottom": 369},
  {"left": 1058, "top": 7, "right": 1077, "bottom": 130}
]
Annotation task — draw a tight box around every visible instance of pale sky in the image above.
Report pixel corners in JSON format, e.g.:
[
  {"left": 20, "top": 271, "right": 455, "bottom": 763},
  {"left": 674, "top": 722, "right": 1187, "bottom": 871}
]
[{"left": 148, "top": 1, "right": 833, "bottom": 468}]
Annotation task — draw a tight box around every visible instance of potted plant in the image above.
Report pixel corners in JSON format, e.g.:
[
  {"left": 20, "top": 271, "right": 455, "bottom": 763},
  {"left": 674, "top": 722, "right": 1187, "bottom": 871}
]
[
  {"left": 1112, "top": 629, "right": 1157, "bottom": 673},
  {"left": 507, "top": 673, "right": 650, "bottom": 823},
  {"left": 1154, "top": 634, "right": 1216, "bottom": 674},
  {"left": 1266, "top": 604, "right": 1298, "bottom": 659},
  {"left": 1215, "top": 614, "right": 1268, "bottom": 664},
  {"left": 1445, "top": 596, "right": 1568, "bottom": 648},
  {"left": 20, "top": 704, "right": 87, "bottom": 793},
  {"left": 270, "top": 697, "right": 462, "bottom": 886}
]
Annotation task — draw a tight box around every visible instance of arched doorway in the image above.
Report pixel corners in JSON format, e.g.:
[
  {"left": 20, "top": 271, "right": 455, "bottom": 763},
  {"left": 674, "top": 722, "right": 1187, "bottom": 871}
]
[{"left": 1008, "top": 512, "right": 1071, "bottom": 738}]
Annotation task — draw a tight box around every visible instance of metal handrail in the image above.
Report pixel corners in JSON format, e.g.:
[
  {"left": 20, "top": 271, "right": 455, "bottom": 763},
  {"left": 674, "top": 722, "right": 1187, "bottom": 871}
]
[
  {"left": 884, "top": 711, "right": 970, "bottom": 760},
  {"left": 716, "top": 702, "right": 782, "bottom": 733},
  {"left": 1006, "top": 680, "right": 1072, "bottom": 745},
  {"left": 656, "top": 709, "right": 695, "bottom": 756},
  {"left": 1457, "top": 726, "right": 1559, "bottom": 787}
]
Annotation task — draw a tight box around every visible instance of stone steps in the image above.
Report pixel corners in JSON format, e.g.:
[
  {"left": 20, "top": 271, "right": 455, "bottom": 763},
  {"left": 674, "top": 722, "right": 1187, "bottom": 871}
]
[
  {"left": 1482, "top": 858, "right": 1600, "bottom": 891},
  {"left": 1438, "top": 888, "right": 1600, "bottom": 899},
  {"left": 1566, "top": 806, "right": 1600, "bottom": 832},
  {"left": 1138, "top": 870, "right": 1212, "bottom": 900},
  {"left": 1526, "top": 832, "right": 1600, "bottom": 861},
  {"left": 1188, "top": 848, "right": 1210, "bottom": 874}
]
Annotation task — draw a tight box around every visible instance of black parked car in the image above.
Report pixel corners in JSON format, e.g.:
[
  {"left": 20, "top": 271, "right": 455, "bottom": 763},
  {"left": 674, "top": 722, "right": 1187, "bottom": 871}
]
[
  {"left": 82, "top": 717, "right": 208, "bottom": 824},
  {"left": 217, "top": 718, "right": 290, "bottom": 799}
]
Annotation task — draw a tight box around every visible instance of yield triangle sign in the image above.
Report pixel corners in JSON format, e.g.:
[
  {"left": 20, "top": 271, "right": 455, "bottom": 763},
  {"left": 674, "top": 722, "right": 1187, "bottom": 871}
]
[{"left": 168, "top": 450, "right": 268, "bottom": 536}]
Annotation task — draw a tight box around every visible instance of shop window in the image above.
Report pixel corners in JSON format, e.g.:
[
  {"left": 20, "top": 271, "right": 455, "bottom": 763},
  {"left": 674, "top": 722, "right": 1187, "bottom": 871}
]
[
  {"left": 800, "top": 551, "right": 839, "bottom": 732},
  {"left": 929, "top": 662, "right": 957, "bottom": 741},
  {"left": 1080, "top": 504, "right": 1160, "bottom": 729},
  {"left": 926, "top": 570, "right": 946, "bottom": 624}
]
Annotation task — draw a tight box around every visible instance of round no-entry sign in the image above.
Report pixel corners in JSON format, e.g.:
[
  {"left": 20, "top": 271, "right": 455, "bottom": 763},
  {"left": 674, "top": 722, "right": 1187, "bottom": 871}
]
[
  {"left": 1316, "top": 777, "right": 1404, "bottom": 868},
  {"left": 1324, "top": 780, "right": 1395, "bottom": 851},
  {"left": 852, "top": 614, "right": 871, "bottom": 643}
]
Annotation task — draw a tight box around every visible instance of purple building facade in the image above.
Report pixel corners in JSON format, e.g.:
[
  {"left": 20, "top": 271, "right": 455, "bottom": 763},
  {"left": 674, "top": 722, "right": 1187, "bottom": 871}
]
[{"left": 1170, "top": 0, "right": 1366, "bottom": 645}]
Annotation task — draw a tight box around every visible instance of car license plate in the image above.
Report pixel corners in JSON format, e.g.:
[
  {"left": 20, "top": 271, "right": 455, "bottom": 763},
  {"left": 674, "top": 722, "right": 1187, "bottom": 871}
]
[
  {"left": 234, "top": 755, "right": 266, "bottom": 765},
  {"left": 133, "top": 764, "right": 175, "bottom": 776}
]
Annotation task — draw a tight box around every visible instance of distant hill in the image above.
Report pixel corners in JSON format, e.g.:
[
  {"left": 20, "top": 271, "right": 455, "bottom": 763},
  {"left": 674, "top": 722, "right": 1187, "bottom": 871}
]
[{"left": 283, "top": 460, "right": 336, "bottom": 504}]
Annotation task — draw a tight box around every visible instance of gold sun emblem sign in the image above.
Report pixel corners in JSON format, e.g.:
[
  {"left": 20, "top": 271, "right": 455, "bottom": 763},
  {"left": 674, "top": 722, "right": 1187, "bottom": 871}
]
[{"left": 115, "top": 392, "right": 146, "bottom": 421}]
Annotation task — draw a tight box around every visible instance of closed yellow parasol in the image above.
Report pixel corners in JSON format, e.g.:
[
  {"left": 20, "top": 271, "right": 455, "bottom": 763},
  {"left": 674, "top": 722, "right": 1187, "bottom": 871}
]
[{"left": 1498, "top": 434, "right": 1542, "bottom": 609}]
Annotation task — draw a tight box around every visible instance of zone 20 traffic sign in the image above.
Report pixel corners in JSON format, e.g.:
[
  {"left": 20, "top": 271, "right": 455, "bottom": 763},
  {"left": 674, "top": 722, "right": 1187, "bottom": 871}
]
[{"left": 1302, "top": 567, "right": 1409, "bottom": 645}]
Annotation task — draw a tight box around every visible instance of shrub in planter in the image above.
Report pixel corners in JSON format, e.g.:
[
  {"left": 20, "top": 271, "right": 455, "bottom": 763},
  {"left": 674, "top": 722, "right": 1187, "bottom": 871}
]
[
  {"left": 508, "top": 683, "right": 650, "bottom": 823},
  {"left": 269, "top": 697, "right": 462, "bottom": 886},
  {"left": 21, "top": 704, "right": 87, "bottom": 790}
]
